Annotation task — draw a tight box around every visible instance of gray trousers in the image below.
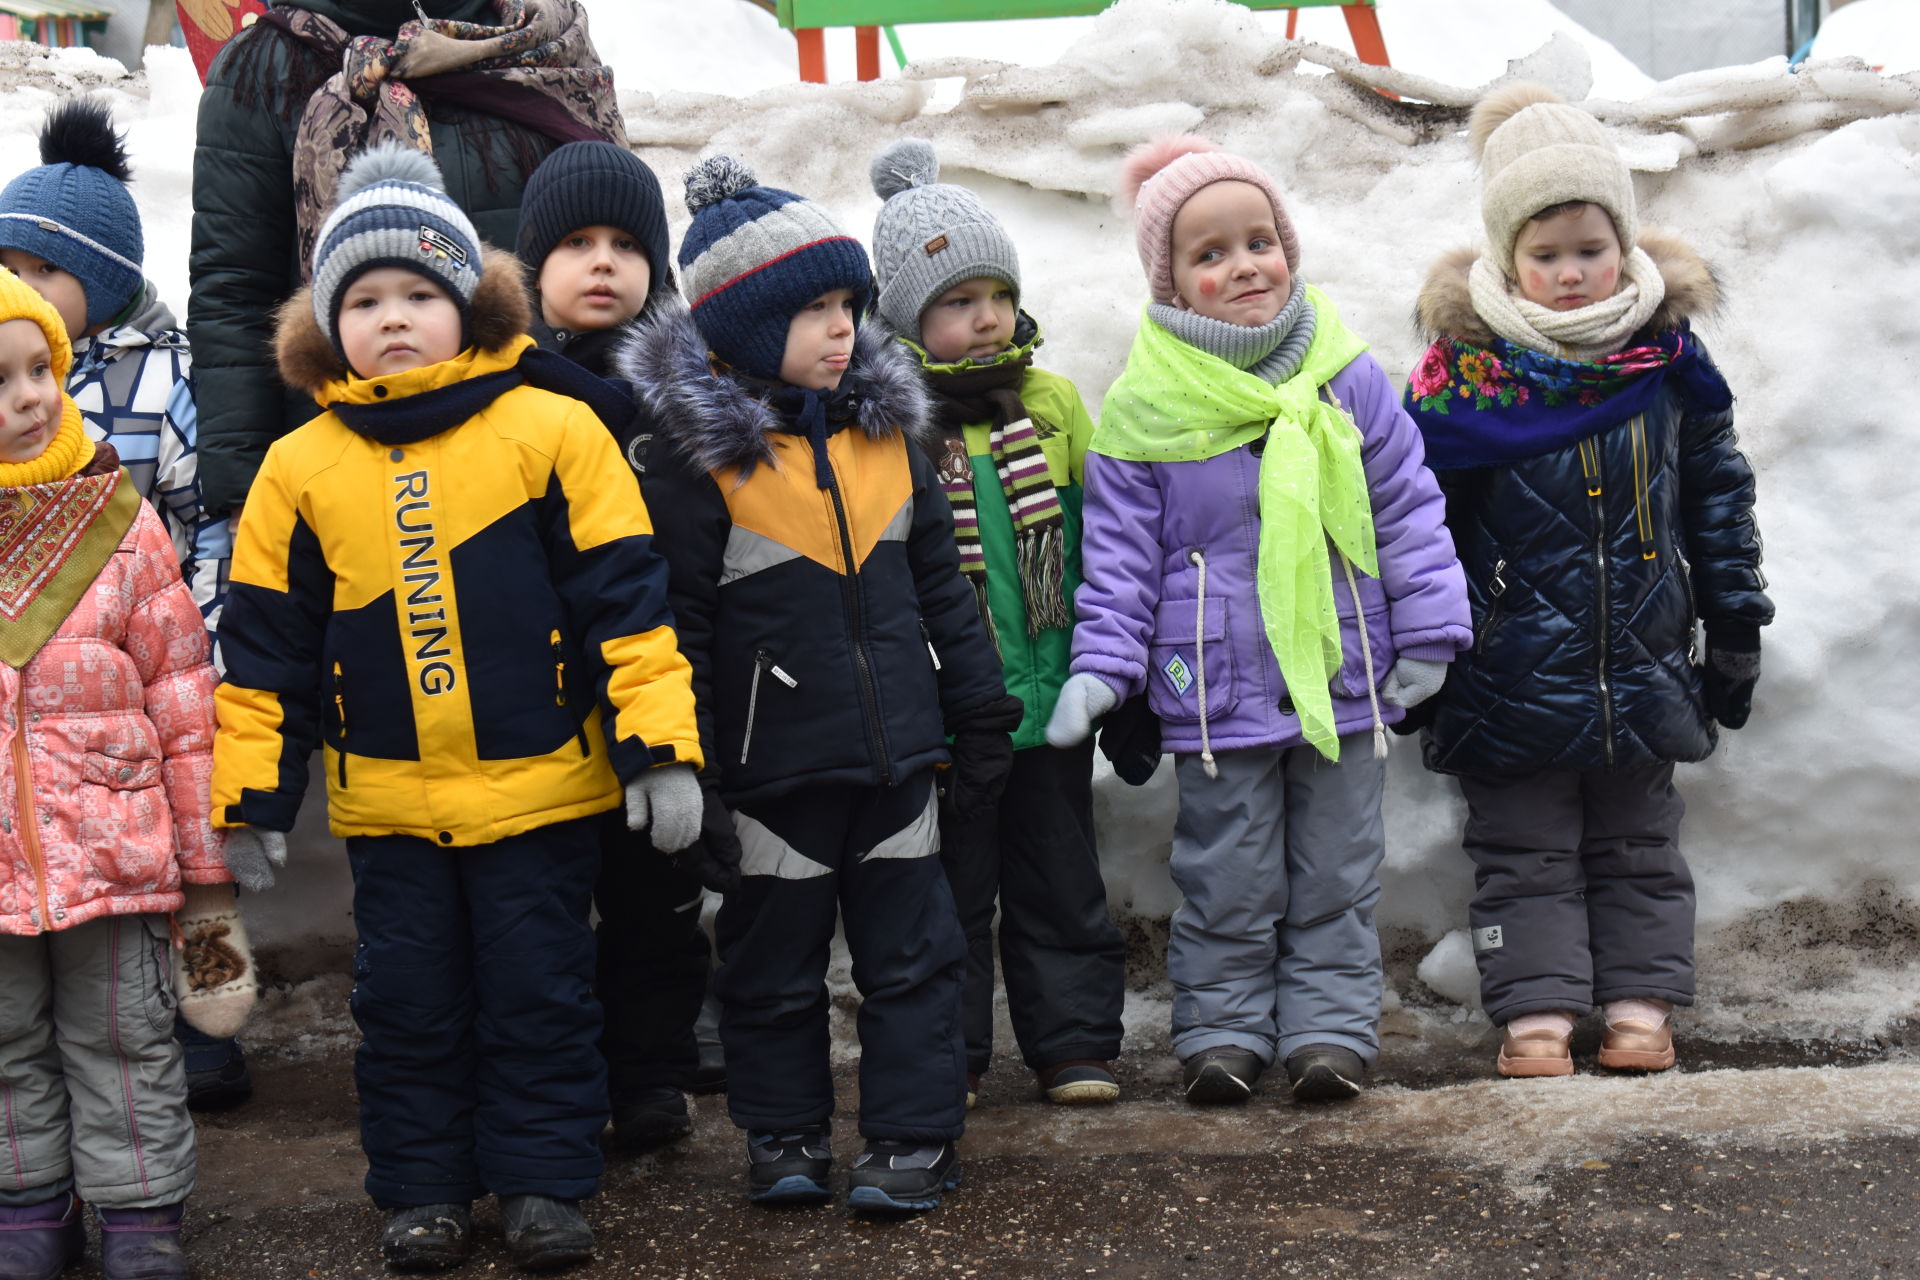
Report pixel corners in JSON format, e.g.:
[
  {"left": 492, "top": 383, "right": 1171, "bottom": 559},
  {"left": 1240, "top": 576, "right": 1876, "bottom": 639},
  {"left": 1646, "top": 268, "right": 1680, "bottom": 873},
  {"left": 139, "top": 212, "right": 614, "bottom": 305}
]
[
  {"left": 1458, "top": 763, "right": 1695, "bottom": 1024},
  {"left": 1169, "top": 737, "right": 1387, "bottom": 1067},
  {"left": 0, "top": 914, "right": 195, "bottom": 1208}
]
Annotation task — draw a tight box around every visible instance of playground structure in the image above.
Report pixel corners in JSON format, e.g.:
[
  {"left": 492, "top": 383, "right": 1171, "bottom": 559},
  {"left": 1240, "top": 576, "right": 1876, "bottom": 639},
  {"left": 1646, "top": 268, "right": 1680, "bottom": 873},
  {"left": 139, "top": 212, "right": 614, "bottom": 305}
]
[
  {"left": 0, "top": 0, "right": 110, "bottom": 47},
  {"left": 768, "top": 0, "right": 1389, "bottom": 83}
]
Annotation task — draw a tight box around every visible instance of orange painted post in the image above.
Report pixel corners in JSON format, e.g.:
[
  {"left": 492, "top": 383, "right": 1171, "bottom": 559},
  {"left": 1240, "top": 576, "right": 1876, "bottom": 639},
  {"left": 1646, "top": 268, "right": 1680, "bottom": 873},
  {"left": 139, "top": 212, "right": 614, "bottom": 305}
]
[
  {"left": 795, "top": 26, "right": 827, "bottom": 82},
  {"left": 1284, "top": 8, "right": 1297, "bottom": 39},
  {"left": 855, "top": 25, "right": 881, "bottom": 79},
  {"left": 1342, "top": 2, "right": 1389, "bottom": 67}
]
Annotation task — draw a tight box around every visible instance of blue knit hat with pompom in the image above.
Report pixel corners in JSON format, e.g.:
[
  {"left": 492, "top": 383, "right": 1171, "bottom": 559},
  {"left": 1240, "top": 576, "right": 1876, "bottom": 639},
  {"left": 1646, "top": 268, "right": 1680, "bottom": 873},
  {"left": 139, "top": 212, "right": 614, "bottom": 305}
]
[
  {"left": 676, "top": 155, "right": 872, "bottom": 381},
  {"left": 0, "top": 99, "right": 144, "bottom": 330}
]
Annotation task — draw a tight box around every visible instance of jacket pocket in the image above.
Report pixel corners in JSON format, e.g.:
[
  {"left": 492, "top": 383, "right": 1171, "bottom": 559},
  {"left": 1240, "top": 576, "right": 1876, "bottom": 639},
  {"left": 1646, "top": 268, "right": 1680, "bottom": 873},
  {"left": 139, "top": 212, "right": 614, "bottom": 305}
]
[
  {"left": 1335, "top": 590, "right": 1396, "bottom": 698},
  {"left": 134, "top": 914, "right": 178, "bottom": 1035},
  {"left": 1146, "top": 596, "right": 1238, "bottom": 724},
  {"left": 1473, "top": 558, "right": 1511, "bottom": 657},
  {"left": 739, "top": 648, "right": 799, "bottom": 766},
  {"left": 81, "top": 751, "right": 161, "bottom": 790},
  {"left": 330, "top": 661, "right": 349, "bottom": 786},
  {"left": 550, "top": 630, "right": 592, "bottom": 757}
]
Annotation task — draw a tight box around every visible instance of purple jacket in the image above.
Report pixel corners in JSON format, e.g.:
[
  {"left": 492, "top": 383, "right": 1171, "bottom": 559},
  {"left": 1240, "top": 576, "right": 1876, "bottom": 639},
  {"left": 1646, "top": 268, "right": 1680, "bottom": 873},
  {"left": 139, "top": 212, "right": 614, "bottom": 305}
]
[{"left": 1071, "top": 351, "right": 1471, "bottom": 755}]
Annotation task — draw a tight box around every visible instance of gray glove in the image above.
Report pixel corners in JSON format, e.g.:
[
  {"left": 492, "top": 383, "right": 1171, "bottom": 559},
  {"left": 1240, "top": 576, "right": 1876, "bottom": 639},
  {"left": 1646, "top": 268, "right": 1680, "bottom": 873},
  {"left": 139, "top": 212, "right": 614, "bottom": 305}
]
[
  {"left": 1045, "top": 673, "right": 1119, "bottom": 748},
  {"left": 222, "top": 826, "right": 287, "bottom": 893},
  {"left": 1380, "top": 657, "right": 1449, "bottom": 710},
  {"left": 624, "top": 762, "right": 703, "bottom": 853}
]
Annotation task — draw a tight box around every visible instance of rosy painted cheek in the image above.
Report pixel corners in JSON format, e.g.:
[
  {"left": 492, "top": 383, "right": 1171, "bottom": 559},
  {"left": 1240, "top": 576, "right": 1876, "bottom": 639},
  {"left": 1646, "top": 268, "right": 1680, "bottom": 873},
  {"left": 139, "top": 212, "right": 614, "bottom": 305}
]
[
  {"left": 1198, "top": 277, "right": 1219, "bottom": 298},
  {"left": 1599, "top": 266, "right": 1617, "bottom": 292},
  {"left": 1526, "top": 270, "right": 1547, "bottom": 297}
]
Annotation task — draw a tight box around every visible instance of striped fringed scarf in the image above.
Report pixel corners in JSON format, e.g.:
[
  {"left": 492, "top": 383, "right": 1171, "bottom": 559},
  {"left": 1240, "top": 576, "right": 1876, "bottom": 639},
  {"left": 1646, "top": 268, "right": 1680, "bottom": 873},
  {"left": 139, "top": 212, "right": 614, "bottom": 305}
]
[{"left": 922, "top": 351, "right": 1071, "bottom": 650}]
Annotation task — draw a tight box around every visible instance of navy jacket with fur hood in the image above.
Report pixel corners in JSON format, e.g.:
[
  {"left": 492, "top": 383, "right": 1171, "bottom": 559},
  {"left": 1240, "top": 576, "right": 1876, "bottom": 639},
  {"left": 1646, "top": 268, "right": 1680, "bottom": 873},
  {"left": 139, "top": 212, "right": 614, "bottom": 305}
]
[
  {"left": 1411, "top": 231, "right": 1774, "bottom": 776},
  {"left": 618, "top": 305, "right": 1009, "bottom": 806}
]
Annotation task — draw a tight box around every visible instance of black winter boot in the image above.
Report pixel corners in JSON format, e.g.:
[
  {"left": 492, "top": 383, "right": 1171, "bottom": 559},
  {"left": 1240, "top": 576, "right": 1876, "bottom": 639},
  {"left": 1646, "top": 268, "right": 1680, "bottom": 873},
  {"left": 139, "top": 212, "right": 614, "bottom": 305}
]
[
  {"left": 1182, "top": 1047, "right": 1263, "bottom": 1104},
  {"left": 608, "top": 1085, "right": 692, "bottom": 1153},
  {"left": 380, "top": 1203, "right": 472, "bottom": 1272},
  {"left": 1285, "top": 1044, "right": 1366, "bottom": 1101},
  {"left": 499, "top": 1196, "right": 593, "bottom": 1272},
  {"left": 846, "top": 1140, "right": 960, "bottom": 1215},
  {"left": 745, "top": 1125, "right": 832, "bottom": 1205}
]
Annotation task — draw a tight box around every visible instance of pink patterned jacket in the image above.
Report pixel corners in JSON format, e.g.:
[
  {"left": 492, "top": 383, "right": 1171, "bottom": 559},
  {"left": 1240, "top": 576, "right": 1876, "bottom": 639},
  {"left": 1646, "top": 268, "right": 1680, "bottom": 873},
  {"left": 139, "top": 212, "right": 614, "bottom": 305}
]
[{"left": 1, "top": 499, "right": 228, "bottom": 936}]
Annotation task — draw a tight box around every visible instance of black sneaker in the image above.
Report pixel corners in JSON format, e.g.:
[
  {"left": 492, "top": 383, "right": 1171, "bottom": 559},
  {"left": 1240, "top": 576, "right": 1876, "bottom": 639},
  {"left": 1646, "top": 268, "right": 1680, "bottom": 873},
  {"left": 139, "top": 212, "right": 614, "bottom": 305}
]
[
  {"left": 846, "top": 1140, "right": 960, "bottom": 1215},
  {"left": 499, "top": 1195, "right": 594, "bottom": 1273},
  {"left": 380, "top": 1203, "right": 472, "bottom": 1273},
  {"left": 1182, "top": 1047, "right": 1264, "bottom": 1104},
  {"left": 745, "top": 1125, "right": 832, "bottom": 1205},
  {"left": 1285, "top": 1044, "right": 1366, "bottom": 1101},
  {"left": 608, "top": 1086, "right": 692, "bottom": 1153}
]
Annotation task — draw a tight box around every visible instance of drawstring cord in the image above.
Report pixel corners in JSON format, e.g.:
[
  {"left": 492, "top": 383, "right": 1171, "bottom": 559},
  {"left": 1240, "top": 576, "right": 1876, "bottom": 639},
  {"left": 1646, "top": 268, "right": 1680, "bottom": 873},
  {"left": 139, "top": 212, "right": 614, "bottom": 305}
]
[
  {"left": 1341, "top": 552, "right": 1389, "bottom": 762},
  {"left": 1189, "top": 549, "right": 1217, "bottom": 779}
]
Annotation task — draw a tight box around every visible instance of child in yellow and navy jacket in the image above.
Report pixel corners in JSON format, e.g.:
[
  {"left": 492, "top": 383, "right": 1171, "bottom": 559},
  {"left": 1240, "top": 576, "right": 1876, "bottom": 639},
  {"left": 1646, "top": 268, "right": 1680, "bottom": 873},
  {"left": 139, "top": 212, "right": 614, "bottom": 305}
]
[
  {"left": 209, "top": 146, "right": 702, "bottom": 1273},
  {"left": 617, "top": 157, "right": 1019, "bottom": 1215}
]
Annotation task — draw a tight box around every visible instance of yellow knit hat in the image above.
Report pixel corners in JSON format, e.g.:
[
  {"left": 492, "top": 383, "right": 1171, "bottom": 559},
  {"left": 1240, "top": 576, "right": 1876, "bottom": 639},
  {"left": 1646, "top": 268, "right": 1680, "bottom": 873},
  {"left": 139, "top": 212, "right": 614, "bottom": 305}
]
[{"left": 0, "top": 264, "right": 75, "bottom": 384}]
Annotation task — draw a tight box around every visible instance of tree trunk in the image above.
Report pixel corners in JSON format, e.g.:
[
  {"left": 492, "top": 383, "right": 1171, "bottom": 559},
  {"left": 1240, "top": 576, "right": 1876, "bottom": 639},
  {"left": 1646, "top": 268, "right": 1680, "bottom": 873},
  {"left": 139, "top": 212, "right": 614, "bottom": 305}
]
[{"left": 141, "top": 0, "right": 177, "bottom": 67}]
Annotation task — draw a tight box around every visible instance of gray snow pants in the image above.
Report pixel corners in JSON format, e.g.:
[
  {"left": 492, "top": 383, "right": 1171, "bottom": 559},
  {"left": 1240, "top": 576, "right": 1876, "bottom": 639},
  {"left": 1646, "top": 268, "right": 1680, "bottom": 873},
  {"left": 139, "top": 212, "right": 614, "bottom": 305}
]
[
  {"left": 1168, "top": 737, "right": 1386, "bottom": 1068},
  {"left": 0, "top": 914, "right": 195, "bottom": 1208},
  {"left": 1458, "top": 763, "right": 1695, "bottom": 1025}
]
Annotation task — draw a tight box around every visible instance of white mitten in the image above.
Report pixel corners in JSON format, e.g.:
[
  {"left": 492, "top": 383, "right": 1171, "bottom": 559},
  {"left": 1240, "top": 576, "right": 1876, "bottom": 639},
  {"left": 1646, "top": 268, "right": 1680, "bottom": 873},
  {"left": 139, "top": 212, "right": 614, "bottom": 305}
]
[
  {"left": 173, "top": 883, "right": 259, "bottom": 1038},
  {"left": 222, "top": 826, "right": 287, "bottom": 893},
  {"left": 1380, "top": 657, "right": 1449, "bottom": 710},
  {"left": 624, "top": 762, "right": 703, "bottom": 853},
  {"left": 1045, "top": 673, "right": 1119, "bottom": 748}
]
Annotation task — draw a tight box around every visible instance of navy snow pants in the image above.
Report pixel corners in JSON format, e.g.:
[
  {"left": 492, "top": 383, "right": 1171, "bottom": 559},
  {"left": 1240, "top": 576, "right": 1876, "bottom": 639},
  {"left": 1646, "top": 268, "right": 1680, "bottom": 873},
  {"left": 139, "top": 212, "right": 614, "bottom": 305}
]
[{"left": 347, "top": 815, "right": 606, "bottom": 1208}]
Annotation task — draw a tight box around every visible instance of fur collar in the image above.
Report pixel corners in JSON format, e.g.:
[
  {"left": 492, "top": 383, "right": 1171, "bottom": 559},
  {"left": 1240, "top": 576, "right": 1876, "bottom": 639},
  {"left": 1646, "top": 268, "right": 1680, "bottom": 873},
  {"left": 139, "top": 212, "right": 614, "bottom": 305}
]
[
  {"left": 1413, "top": 229, "right": 1720, "bottom": 346},
  {"left": 614, "top": 303, "right": 932, "bottom": 478},
  {"left": 275, "top": 247, "right": 531, "bottom": 393}
]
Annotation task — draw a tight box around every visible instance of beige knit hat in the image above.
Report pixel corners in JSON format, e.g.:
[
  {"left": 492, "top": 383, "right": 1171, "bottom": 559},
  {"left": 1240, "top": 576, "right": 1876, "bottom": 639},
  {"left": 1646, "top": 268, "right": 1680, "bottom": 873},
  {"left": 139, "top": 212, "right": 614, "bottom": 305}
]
[{"left": 1471, "top": 83, "right": 1637, "bottom": 275}]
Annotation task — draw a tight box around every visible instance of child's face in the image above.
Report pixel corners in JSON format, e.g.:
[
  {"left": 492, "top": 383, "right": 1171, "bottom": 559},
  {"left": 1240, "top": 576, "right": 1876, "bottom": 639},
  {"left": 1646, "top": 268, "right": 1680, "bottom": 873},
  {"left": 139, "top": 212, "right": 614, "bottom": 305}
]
[
  {"left": 779, "top": 288, "right": 858, "bottom": 391},
  {"left": 536, "top": 225, "right": 652, "bottom": 333},
  {"left": 919, "top": 276, "right": 1016, "bottom": 364},
  {"left": 337, "top": 268, "right": 464, "bottom": 378},
  {"left": 1512, "top": 204, "right": 1622, "bottom": 311},
  {"left": 1168, "top": 180, "right": 1290, "bottom": 328},
  {"left": 0, "top": 318, "right": 60, "bottom": 465},
  {"left": 0, "top": 249, "right": 89, "bottom": 340}
]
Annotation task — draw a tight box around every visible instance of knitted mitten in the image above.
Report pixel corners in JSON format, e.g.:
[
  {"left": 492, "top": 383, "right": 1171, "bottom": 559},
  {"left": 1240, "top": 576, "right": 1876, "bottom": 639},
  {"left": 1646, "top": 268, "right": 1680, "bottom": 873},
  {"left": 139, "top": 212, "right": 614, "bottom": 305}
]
[{"left": 173, "top": 883, "right": 260, "bottom": 1037}]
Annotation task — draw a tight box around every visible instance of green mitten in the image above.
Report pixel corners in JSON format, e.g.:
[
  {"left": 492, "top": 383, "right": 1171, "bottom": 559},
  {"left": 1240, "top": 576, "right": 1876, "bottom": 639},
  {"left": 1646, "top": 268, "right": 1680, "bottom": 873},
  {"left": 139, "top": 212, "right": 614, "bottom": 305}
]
[{"left": 174, "top": 883, "right": 260, "bottom": 1038}]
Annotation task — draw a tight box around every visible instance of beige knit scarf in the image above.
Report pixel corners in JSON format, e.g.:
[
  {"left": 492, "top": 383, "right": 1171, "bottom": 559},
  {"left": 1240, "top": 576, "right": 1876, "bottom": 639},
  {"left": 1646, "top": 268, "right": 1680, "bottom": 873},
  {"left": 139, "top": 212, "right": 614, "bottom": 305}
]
[{"left": 1467, "top": 246, "right": 1666, "bottom": 362}]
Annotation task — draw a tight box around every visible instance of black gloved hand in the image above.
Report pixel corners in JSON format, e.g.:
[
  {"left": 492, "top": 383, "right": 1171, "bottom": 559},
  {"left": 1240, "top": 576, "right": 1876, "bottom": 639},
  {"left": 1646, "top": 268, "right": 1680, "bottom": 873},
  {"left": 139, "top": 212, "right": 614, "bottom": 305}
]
[
  {"left": 666, "top": 775, "right": 743, "bottom": 894},
  {"left": 1701, "top": 622, "right": 1761, "bottom": 730},
  {"left": 941, "top": 694, "right": 1024, "bottom": 822},
  {"left": 1097, "top": 692, "right": 1163, "bottom": 786}
]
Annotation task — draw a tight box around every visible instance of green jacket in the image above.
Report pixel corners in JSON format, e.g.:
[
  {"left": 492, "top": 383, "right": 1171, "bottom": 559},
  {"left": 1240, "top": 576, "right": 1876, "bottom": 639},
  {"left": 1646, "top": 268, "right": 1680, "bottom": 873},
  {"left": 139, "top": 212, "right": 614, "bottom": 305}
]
[
  {"left": 948, "top": 361, "right": 1094, "bottom": 752},
  {"left": 186, "top": 0, "right": 557, "bottom": 514}
]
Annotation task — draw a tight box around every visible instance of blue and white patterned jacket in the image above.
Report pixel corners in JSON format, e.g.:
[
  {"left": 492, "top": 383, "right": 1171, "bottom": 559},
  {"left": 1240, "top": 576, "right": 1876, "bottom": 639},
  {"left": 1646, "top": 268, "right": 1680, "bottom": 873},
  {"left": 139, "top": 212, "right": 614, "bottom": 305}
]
[{"left": 68, "top": 281, "right": 231, "bottom": 631}]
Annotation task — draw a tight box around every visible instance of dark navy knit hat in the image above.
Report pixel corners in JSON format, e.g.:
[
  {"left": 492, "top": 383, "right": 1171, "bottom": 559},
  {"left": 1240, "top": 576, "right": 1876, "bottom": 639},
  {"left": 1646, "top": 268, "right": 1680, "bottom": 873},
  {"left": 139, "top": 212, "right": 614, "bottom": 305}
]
[
  {"left": 0, "top": 100, "right": 144, "bottom": 330},
  {"left": 676, "top": 156, "right": 872, "bottom": 381},
  {"left": 516, "top": 141, "right": 675, "bottom": 300},
  {"left": 311, "top": 144, "right": 484, "bottom": 356}
]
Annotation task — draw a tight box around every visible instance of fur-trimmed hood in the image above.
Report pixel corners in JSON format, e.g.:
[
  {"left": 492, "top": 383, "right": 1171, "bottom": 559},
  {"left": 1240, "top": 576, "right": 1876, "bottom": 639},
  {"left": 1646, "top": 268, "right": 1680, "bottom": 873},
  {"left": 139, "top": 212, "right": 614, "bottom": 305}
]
[
  {"left": 1414, "top": 228, "right": 1719, "bottom": 346},
  {"left": 274, "top": 246, "right": 530, "bottom": 393},
  {"left": 614, "top": 302, "right": 932, "bottom": 478}
]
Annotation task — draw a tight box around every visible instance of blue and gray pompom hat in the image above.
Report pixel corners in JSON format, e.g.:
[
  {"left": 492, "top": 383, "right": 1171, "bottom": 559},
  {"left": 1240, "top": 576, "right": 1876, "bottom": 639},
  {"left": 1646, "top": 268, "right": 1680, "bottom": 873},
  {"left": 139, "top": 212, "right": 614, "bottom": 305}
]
[
  {"left": 0, "top": 99, "right": 145, "bottom": 330},
  {"left": 310, "top": 143, "right": 485, "bottom": 358},
  {"left": 676, "top": 155, "right": 873, "bottom": 381}
]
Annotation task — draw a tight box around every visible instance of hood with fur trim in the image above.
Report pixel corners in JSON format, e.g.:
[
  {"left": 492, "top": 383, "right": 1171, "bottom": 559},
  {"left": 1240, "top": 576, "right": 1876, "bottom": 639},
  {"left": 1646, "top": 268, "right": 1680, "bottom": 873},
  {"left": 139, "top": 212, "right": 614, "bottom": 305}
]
[
  {"left": 614, "top": 302, "right": 932, "bottom": 478},
  {"left": 1414, "top": 228, "right": 1719, "bottom": 346},
  {"left": 275, "top": 246, "right": 529, "bottom": 394}
]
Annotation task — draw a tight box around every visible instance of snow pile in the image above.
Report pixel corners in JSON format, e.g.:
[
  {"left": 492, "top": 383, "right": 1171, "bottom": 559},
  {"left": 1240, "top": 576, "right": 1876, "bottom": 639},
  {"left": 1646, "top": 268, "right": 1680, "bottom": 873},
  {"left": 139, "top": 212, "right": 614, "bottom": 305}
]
[
  {"left": 2, "top": 0, "right": 1918, "bottom": 1047},
  {"left": 1812, "top": 0, "right": 1920, "bottom": 77}
]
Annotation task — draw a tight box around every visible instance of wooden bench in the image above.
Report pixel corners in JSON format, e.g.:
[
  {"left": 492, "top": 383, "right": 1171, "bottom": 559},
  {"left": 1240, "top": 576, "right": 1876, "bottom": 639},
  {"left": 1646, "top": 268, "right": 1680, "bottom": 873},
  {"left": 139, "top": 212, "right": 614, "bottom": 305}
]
[
  {"left": 0, "top": 0, "right": 111, "bottom": 48},
  {"left": 770, "top": 0, "right": 1387, "bottom": 83}
]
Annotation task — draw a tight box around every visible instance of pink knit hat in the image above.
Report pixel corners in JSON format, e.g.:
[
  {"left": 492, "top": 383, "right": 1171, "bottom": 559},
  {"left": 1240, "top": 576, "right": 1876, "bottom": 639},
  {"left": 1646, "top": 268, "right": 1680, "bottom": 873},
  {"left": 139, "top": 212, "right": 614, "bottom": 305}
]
[{"left": 1118, "top": 136, "right": 1300, "bottom": 307}]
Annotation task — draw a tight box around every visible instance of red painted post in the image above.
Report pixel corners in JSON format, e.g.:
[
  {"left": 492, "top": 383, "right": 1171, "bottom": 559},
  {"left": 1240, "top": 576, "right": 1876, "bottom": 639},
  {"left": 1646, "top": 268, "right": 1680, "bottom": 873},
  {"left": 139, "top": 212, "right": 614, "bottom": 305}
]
[
  {"left": 795, "top": 27, "right": 827, "bottom": 82},
  {"left": 855, "top": 25, "right": 881, "bottom": 80},
  {"left": 1343, "top": 3, "right": 1390, "bottom": 67}
]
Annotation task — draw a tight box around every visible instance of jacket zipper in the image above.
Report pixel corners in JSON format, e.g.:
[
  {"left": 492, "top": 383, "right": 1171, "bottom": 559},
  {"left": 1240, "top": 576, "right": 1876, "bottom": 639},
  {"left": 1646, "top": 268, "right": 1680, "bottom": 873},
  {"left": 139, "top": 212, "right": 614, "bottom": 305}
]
[
  {"left": 919, "top": 619, "right": 942, "bottom": 671},
  {"left": 821, "top": 458, "right": 894, "bottom": 785},
  {"left": 332, "top": 662, "right": 348, "bottom": 786},
  {"left": 741, "top": 649, "right": 768, "bottom": 765},
  {"left": 10, "top": 683, "right": 50, "bottom": 935},
  {"left": 1581, "top": 439, "right": 1616, "bottom": 768},
  {"left": 1475, "top": 558, "right": 1509, "bottom": 656},
  {"left": 552, "top": 630, "right": 590, "bottom": 756}
]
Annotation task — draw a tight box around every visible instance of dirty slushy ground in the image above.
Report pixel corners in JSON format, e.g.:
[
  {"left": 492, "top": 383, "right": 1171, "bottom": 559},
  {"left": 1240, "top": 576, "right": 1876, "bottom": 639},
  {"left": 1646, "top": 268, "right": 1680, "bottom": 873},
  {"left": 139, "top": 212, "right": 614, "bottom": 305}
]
[{"left": 86, "top": 1017, "right": 1920, "bottom": 1279}]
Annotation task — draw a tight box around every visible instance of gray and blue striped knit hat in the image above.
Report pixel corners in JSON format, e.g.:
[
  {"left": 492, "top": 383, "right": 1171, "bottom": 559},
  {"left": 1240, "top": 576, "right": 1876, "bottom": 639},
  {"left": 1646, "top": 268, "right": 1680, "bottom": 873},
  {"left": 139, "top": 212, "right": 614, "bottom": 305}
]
[
  {"left": 677, "top": 156, "right": 872, "bottom": 381},
  {"left": 311, "top": 144, "right": 483, "bottom": 356},
  {"left": 868, "top": 138, "right": 1020, "bottom": 343},
  {"left": 0, "top": 100, "right": 144, "bottom": 330}
]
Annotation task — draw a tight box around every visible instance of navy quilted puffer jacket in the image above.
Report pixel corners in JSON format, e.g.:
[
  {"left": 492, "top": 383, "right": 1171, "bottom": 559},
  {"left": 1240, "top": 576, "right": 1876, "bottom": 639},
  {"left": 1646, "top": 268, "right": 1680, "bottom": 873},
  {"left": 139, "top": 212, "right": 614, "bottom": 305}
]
[{"left": 1410, "top": 235, "right": 1774, "bottom": 776}]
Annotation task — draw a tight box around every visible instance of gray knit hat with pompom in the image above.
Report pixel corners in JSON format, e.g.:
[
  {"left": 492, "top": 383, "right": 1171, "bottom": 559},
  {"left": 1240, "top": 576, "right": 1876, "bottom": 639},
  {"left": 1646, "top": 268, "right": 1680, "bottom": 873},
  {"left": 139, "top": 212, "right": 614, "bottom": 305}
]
[
  {"left": 675, "top": 153, "right": 872, "bottom": 380},
  {"left": 868, "top": 138, "right": 1020, "bottom": 343}
]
